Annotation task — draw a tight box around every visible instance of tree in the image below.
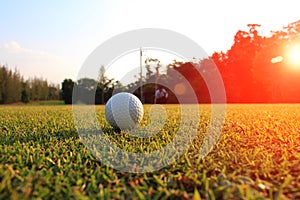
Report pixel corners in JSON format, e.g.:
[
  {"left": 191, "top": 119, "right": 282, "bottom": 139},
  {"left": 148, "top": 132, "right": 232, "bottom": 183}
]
[
  {"left": 170, "top": 61, "right": 210, "bottom": 103},
  {"left": 61, "top": 79, "right": 75, "bottom": 104},
  {"left": 211, "top": 51, "right": 237, "bottom": 102},
  {"left": 224, "top": 24, "right": 263, "bottom": 102},
  {"left": 29, "top": 77, "right": 48, "bottom": 100},
  {"left": 48, "top": 83, "right": 60, "bottom": 100},
  {"left": 5, "top": 70, "right": 14, "bottom": 103},
  {"left": 75, "top": 78, "right": 98, "bottom": 104},
  {"left": 0, "top": 66, "right": 4, "bottom": 103},
  {"left": 10, "top": 69, "right": 22, "bottom": 102},
  {"left": 0, "top": 66, "right": 25, "bottom": 103},
  {"left": 253, "top": 20, "right": 300, "bottom": 102},
  {"left": 96, "top": 66, "right": 116, "bottom": 104},
  {"left": 142, "top": 58, "right": 161, "bottom": 103},
  {"left": 21, "top": 80, "right": 30, "bottom": 103}
]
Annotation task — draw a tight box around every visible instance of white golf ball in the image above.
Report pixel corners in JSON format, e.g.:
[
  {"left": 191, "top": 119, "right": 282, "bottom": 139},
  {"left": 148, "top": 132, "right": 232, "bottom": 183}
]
[{"left": 105, "top": 92, "right": 144, "bottom": 130}]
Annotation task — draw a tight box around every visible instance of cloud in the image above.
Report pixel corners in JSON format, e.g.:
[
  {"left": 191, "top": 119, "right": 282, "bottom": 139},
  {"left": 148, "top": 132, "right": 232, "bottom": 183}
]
[
  {"left": 3, "top": 41, "right": 25, "bottom": 52},
  {"left": 0, "top": 41, "right": 77, "bottom": 84}
]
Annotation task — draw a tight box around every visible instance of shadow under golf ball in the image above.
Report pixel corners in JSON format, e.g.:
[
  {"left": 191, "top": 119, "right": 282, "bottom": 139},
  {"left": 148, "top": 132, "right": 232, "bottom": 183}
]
[{"left": 124, "top": 104, "right": 167, "bottom": 138}]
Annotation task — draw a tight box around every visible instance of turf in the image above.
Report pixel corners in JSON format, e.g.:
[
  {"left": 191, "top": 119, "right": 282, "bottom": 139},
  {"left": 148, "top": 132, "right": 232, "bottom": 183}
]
[{"left": 0, "top": 104, "right": 299, "bottom": 199}]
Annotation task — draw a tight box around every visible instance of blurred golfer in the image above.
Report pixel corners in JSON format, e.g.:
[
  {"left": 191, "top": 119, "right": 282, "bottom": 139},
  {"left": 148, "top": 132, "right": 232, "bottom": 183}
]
[{"left": 155, "top": 86, "right": 168, "bottom": 104}]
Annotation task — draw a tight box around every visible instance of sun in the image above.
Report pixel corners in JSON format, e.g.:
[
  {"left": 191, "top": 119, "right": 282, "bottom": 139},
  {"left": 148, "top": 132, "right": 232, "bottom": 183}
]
[{"left": 287, "top": 46, "right": 300, "bottom": 67}]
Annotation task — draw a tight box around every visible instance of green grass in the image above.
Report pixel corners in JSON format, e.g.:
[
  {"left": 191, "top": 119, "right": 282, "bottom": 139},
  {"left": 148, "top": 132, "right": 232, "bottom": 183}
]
[
  {"left": 4, "top": 100, "right": 65, "bottom": 106},
  {"left": 0, "top": 104, "right": 299, "bottom": 199},
  {"left": 27, "top": 100, "right": 65, "bottom": 106}
]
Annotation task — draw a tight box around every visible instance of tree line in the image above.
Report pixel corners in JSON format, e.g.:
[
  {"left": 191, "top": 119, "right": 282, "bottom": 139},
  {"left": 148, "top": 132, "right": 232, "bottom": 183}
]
[
  {"left": 61, "top": 66, "right": 124, "bottom": 104},
  {"left": 2, "top": 20, "right": 300, "bottom": 104},
  {"left": 212, "top": 21, "right": 300, "bottom": 103},
  {"left": 0, "top": 66, "right": 60, "bottom": 104},
  {"left": 63, "top": 20, "right": 300, "bottom": 104},
  {"left": 136, "top": 20, "right": 300, "bottom": 103}
]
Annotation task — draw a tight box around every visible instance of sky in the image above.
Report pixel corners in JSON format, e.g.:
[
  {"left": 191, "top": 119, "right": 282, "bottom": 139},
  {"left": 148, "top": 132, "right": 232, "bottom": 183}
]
[{"left": 1, "top": 0, "right": 300, "bottom": 84}]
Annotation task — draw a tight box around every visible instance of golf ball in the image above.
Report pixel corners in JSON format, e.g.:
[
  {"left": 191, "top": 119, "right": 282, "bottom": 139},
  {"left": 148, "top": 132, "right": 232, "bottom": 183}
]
[{"left": 105, "top": 92, "right": 144, "bottom": 130}]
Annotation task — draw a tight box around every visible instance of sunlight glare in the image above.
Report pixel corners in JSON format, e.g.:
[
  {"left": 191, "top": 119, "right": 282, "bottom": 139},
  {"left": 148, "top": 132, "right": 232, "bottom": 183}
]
[
  {"left": 288, "top": 46, "right": 300, "bottom": 67},
  {"left": 270, "top": 56, "right": 283, "bottom": 64}
]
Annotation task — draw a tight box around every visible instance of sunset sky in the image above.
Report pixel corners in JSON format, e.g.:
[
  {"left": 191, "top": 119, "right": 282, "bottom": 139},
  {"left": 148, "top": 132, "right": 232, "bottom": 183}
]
[{"left": 1, "top": 0, "right": 299, "bottom": 84}]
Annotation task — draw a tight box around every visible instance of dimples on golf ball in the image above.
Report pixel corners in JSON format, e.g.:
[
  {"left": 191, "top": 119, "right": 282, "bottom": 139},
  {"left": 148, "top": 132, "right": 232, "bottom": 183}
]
[{"left": 105, "top": 92, "right": 144, "bottom": 130}]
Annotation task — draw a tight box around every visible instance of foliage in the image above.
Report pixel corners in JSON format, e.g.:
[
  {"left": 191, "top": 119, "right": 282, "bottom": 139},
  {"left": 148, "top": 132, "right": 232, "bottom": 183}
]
[
  {"left": 121, "top": 20, "right": 300, "bottom": 104},
  {"left": 61, "top": 79, "right": 75, "bottom": 104},
  {"left": 62, "top": 66, "right": 125, "bottom": 105},
  {"left": 211, "top": 21, "right": 300, "bottom": 103},
  {"left": 59, "top": 19, "right": 300, "bottom": 104},
  {"left": 118, "top": 20, "right": 300, "bottom": 104},
  {"left": 0, "top": 105, "right": 299, "bottom": 199},
  {"left": 0, "top": 66, "right": 22, "bottom": 103},
  {"left": 0, "top": 66, "right": 60, "bottom": 104}
]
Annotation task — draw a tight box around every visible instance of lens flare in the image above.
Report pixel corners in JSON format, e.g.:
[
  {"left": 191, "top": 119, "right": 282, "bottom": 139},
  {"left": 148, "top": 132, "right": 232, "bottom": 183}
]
[{"left": 288, "top": 46, "right": 300, "bottom": 67}]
